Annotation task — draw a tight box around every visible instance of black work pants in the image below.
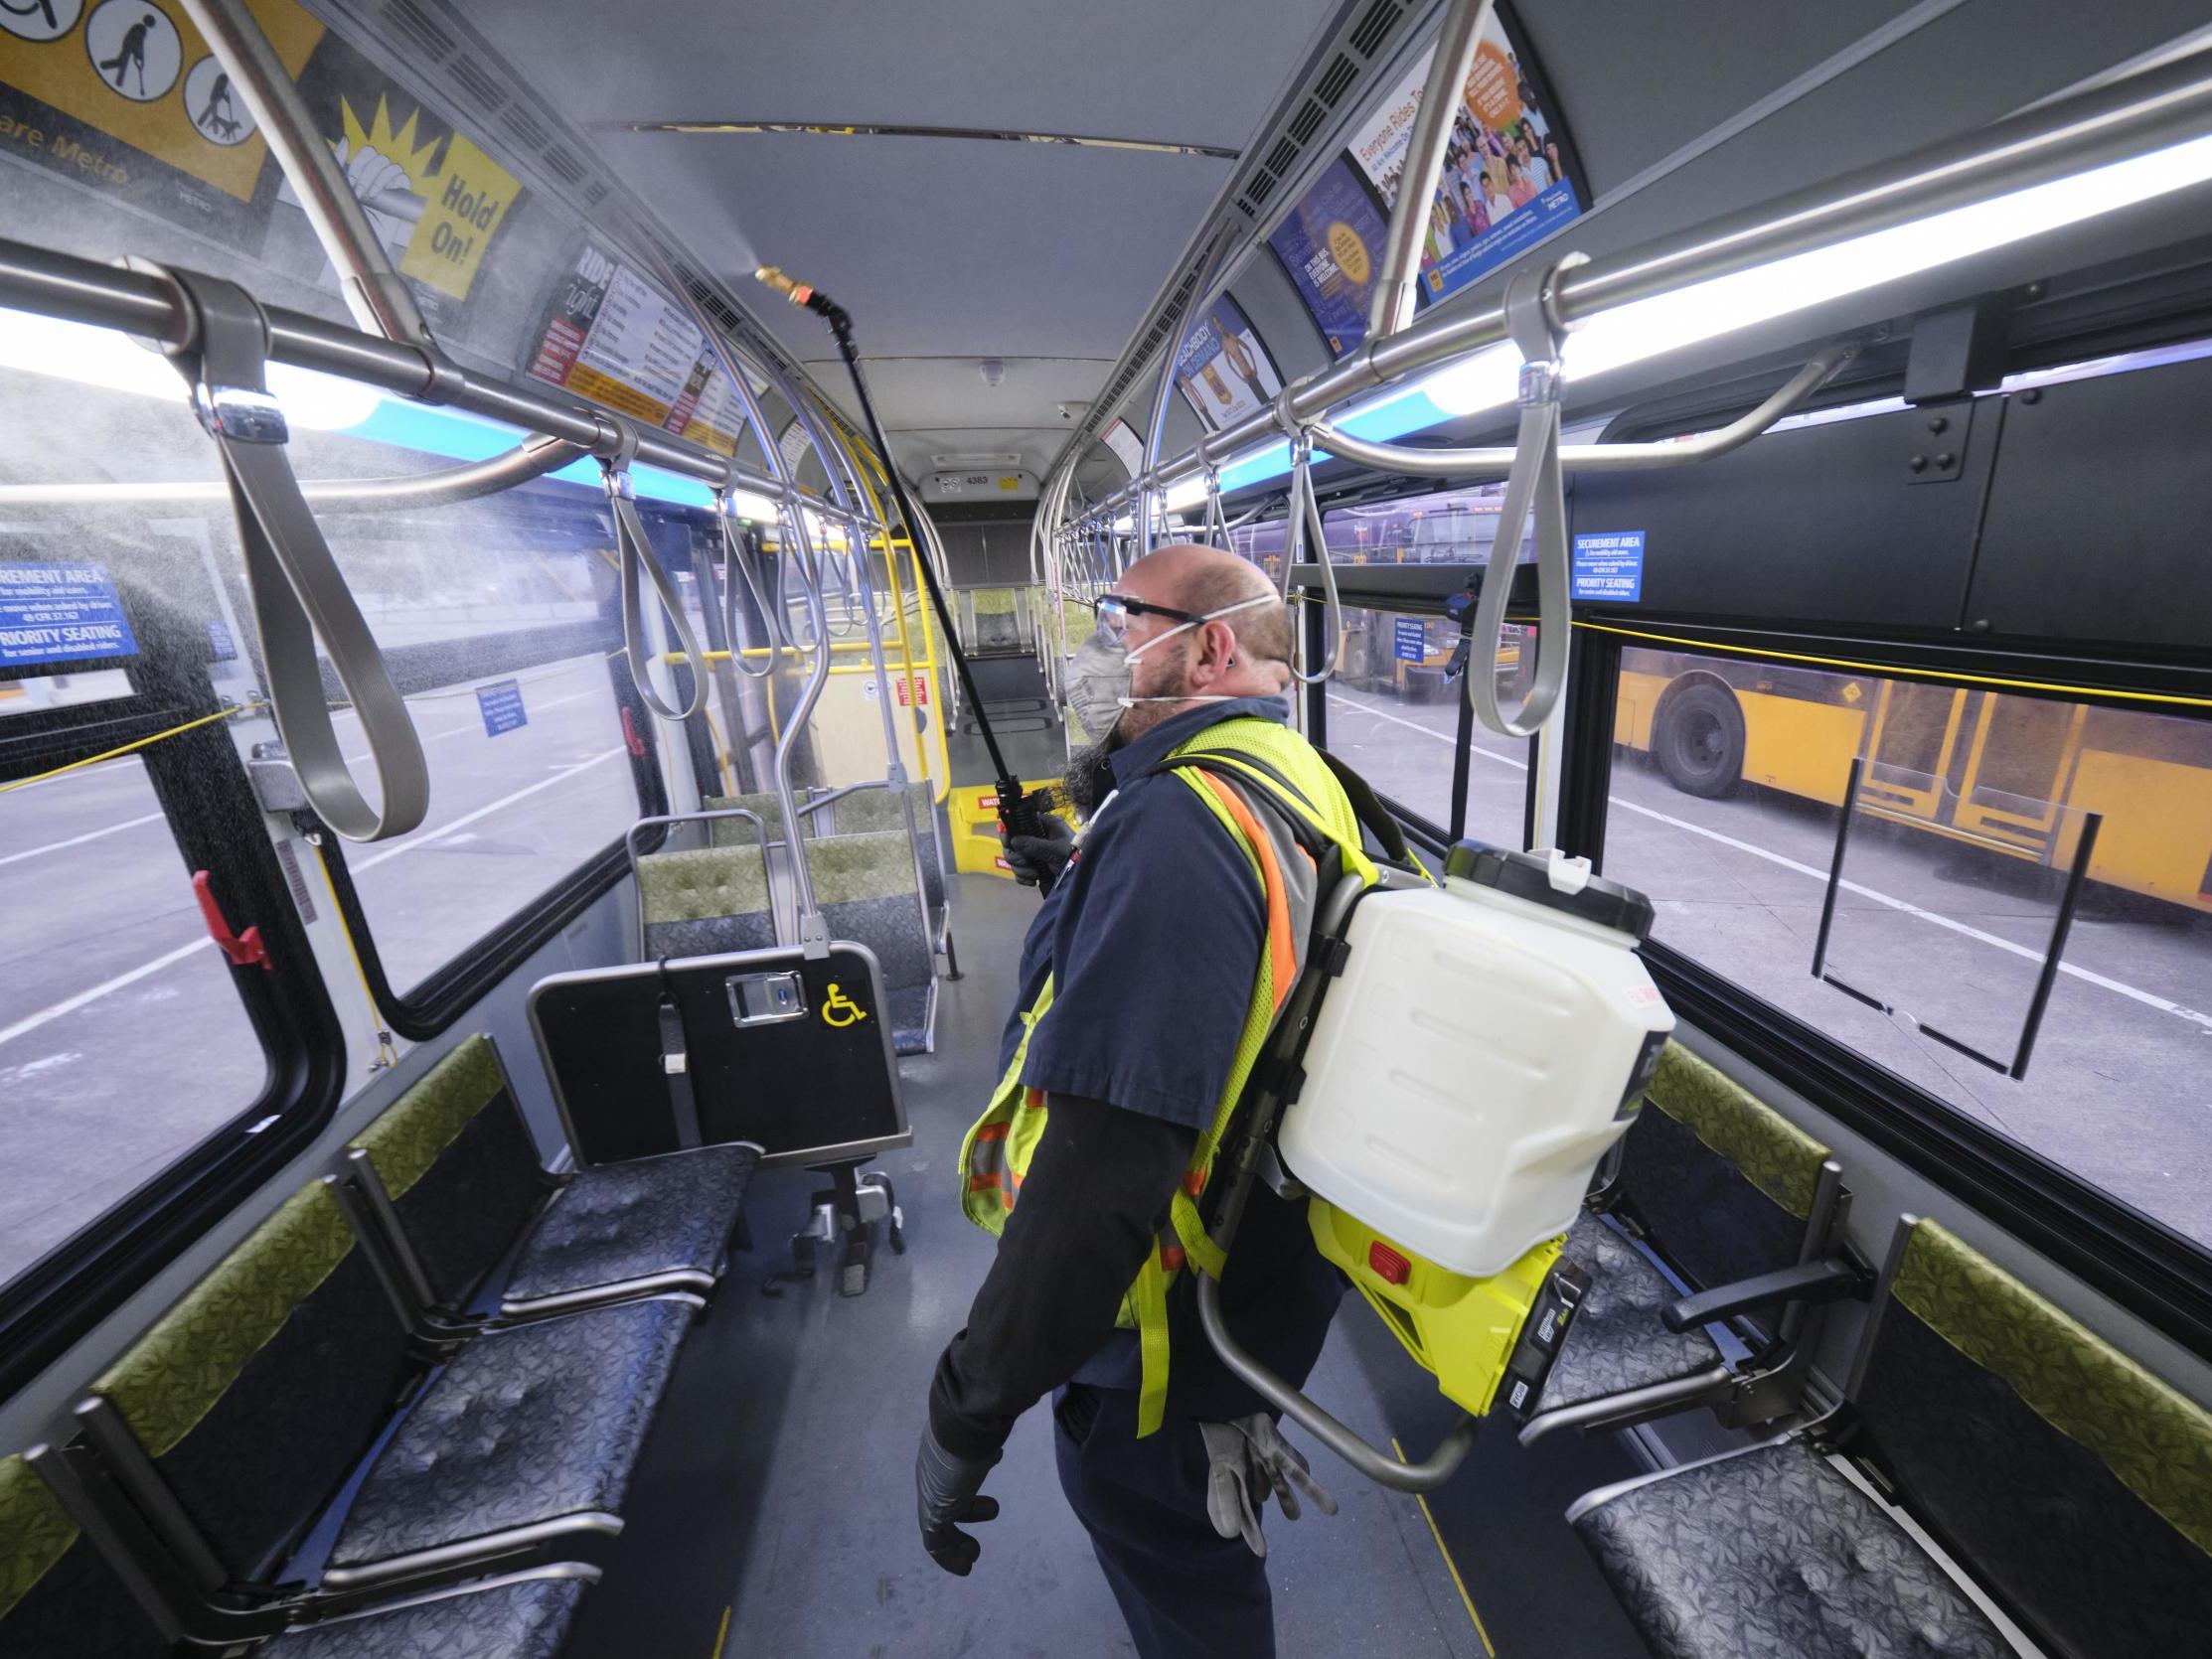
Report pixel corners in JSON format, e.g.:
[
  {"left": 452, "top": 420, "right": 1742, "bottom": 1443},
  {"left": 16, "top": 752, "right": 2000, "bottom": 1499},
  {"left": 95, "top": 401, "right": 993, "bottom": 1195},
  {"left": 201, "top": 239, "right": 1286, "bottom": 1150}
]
[{"left": 1053, "top": 1383, "right": 1273, "bottom": 1659}]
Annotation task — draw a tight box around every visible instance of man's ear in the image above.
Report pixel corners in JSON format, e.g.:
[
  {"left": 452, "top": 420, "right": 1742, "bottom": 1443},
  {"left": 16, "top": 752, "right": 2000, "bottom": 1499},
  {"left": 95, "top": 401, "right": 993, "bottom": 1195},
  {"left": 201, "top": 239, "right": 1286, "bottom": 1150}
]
[{"left": 1189, "top": 619, "right": 1238, "bottom": 686}]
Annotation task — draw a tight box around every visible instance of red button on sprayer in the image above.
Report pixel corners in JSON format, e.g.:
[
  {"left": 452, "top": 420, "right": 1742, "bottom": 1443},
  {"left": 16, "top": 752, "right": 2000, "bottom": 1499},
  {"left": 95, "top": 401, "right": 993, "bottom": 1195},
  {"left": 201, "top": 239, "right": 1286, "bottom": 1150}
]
[{"left": 1367, "top": 1241, "right": 1411, "bottom": 1285}]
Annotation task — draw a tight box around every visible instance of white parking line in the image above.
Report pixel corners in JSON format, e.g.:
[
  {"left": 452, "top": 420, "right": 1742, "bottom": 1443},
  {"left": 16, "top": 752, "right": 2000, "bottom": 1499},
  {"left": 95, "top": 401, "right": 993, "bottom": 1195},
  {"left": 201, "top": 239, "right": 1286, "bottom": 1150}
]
[
  {"left": 0, "top": 812, "right": 165, "bottom": 871},
  {"left": 0, "top": 746, "right": 628, "bottom": 1051},
  {"left": 1329, "top": 692, "right": 2212, "bottom": 1035}
]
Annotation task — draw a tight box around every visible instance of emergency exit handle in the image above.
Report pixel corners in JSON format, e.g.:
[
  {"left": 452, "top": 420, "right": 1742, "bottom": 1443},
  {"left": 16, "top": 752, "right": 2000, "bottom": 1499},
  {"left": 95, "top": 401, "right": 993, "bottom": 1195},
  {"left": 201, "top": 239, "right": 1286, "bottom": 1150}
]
[{"left": 193, "top": 870, "right": 271, "bottom": 971}]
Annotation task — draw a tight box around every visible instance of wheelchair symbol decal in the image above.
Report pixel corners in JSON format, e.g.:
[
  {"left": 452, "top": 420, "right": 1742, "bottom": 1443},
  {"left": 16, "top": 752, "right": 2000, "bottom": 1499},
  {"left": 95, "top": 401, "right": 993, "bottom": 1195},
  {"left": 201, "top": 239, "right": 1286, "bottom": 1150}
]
[{"left": 821, "top": 982, "right": 868, "bottom": 1028}]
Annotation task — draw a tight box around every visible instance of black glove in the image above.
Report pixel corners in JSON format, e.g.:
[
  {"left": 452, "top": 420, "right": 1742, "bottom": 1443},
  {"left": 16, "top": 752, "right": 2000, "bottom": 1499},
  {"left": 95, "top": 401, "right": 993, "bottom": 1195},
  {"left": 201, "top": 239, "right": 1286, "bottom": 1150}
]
[
  {"left": 916, "top": 1424, "right": 1001, "bottom": 1576},
  {"left": 1003, "top": 813, "right": 1076, "bottom": 891}
]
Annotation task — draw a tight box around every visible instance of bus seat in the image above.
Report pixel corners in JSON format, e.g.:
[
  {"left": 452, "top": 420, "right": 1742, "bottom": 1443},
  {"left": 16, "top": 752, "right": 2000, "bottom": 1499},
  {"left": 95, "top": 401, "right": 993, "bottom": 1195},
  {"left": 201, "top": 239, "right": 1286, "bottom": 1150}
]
[
  {"left": 636, "top": 843, "right": 777, "bottom": 959},
  {"left": 258, "top": 1567, "right": 590, "bottom": 1658},
  {"left": 2, "top": 1445, "right": 594, "bottom": 1659},
  {"left": 809, "top": 830, "right": 937, "bottom": 1055},
  {"left": 828, "top": 782, "right": 948, "bottom": 921},
  {"left": 345, "top": 1035, "right": 758, "bottom": 1321},
  {"left": 1572, "top": 1219, "right": 2212, "bottom": 1659},
  {"left": 703, "top": 791, "right": 786, "bottom": 843},
  {"left": 73, "top": 1179, "right": 695, "bottom": 1602},
  {"left": 1523, "top": 1042, "right": 1848, "bottom": 1440},
  {"left": 0, "top": 1453, "right": 170, "bottom": 1658}
]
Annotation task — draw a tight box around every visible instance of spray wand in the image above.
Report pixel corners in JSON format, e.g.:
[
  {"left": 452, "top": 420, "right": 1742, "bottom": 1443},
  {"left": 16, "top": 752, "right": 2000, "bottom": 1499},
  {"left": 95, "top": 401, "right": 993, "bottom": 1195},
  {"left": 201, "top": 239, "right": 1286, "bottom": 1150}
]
[{"left": 755, "top": 266, "right": 1054, "bottom": 856}]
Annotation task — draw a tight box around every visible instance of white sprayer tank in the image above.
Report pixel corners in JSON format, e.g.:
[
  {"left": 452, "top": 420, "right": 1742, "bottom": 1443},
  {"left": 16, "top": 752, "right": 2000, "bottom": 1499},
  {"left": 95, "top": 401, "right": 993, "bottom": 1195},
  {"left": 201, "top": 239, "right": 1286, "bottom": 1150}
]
[{"left": 1279, "top": 844, "right": 1673, "bottom": 1278}]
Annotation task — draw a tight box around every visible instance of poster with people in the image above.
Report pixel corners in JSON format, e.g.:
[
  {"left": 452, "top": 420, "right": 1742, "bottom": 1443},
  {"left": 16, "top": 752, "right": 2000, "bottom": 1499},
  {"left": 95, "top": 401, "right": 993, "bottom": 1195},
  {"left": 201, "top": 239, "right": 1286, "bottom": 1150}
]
[
  {"left": 1348, "top": 10, "right": 1581, "bottom": 306},
  {"left": 1266, "top": 156, "right": 1396, "bottom": 358},
  {"left": 1173, "top": 293, "right": 1283, "bottom": 433}
]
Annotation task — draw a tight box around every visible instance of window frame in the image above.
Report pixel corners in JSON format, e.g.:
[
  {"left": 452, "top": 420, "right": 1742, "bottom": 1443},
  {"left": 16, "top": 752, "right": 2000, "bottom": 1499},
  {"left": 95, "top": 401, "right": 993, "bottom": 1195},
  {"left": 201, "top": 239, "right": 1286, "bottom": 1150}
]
[
  {"left": 0, "top": 630, "right": 345, "bottom": 1400},
  {"left": 1558, "top": 619, "right": 2212, "bottom": 1363}
]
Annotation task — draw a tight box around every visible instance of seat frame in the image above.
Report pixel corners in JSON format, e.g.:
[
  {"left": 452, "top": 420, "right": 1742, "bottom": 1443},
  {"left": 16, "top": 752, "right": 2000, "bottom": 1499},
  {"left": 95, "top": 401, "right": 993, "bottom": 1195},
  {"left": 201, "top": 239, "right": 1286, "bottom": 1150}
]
[{"left": 1521, "top": 1157, "right": 1867, "bottom": 1443}]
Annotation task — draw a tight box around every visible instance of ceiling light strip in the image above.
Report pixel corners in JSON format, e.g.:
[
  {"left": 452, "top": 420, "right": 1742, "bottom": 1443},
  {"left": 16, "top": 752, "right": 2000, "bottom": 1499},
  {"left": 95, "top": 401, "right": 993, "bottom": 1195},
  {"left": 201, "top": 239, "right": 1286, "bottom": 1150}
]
[{"left": 619, "top": 120, "right": 1238, "bottom": 160}]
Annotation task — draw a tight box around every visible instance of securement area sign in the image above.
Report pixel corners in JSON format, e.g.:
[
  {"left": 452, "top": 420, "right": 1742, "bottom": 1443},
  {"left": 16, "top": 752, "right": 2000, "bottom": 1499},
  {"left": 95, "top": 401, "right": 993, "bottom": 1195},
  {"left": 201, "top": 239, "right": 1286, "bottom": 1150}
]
[
  {"left": 1393, "top": 616, "right": 1430, "bottom": 662},
  {"left": 1571, "top": 531, "right": 1645, "bottom": 602},
  {"left": 0, "top": 561, "right": 138, "bottom": 667},
  {"left": 475, "top": 677, "right": 528, "bottom": 736}
]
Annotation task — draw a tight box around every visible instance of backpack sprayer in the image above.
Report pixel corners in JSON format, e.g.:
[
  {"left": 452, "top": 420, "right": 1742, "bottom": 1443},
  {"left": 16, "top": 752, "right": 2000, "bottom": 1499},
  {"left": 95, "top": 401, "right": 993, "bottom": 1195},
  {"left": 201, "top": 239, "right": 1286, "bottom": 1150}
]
[
  {"left": 1197, "top": 838, "right": 1671, "bottom": 1491},
  {"left": 755, "top": 267, "right": 1056, "bottom": 853}
]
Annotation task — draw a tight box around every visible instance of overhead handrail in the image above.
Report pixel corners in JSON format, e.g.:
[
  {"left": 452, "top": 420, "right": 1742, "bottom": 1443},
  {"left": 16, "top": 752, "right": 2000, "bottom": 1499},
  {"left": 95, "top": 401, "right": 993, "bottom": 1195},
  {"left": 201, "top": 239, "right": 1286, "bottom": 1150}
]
[
  {"left": 1277, "top": 428, "right": 1344, "bottom": 686},
  {"left": 149, "top": 262, "right": 428, "bottom": 841},
  {"left": 1464, "top": 259, "right": 1577, "bottom": 739},
  {"left": 599, "top": 420, "right": 710, "bottom": 722},
  {"left": 1304, "top": 342, "right": 1859, "bottom": 480},
  {"left": 0, "top": 432, "right": 588, "bottom": 510}
]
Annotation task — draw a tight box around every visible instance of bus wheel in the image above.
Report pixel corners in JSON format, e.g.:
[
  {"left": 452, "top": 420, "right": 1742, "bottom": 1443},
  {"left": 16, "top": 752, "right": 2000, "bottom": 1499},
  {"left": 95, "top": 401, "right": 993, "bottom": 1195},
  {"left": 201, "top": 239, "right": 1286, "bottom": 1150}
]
[{"left": 1656, "top": 682, "right": 1745, "bottom": 798}]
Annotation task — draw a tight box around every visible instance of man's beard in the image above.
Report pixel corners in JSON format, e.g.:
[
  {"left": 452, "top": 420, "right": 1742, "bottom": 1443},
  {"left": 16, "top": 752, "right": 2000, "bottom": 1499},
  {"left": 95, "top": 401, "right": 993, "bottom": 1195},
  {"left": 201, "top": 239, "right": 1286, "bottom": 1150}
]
[{"left": 1063, "top": 739, "right": 1118, "bottom": 817}]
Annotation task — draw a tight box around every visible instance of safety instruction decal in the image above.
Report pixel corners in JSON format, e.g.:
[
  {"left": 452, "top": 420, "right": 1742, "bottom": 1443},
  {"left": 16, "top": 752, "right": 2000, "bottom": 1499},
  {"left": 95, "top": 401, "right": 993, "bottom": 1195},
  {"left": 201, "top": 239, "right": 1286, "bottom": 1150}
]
[
  {"left": 1571, "top": 531, "right": 1644, "bottom": 603},
  {"left": 1393, "top": 616, "right": 1429, "bottom": 662},
  {"left": 475, "top": 677, "right": 527, "bottom": 736},
  {"left": 0, "top": 561, "right": 137, "bottom": 667}
]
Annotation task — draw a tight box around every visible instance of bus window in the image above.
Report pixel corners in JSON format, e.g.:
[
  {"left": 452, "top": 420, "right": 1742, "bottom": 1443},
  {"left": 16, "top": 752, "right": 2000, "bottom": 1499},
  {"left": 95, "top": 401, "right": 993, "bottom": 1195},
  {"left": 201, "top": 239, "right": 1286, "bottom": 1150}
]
[
  {"left": 1606, "top": 645, "right": 2212, "bottom": 1247},
  {"left": 1325, "top": 606, "right": 1530, "bottom": 846},
  {"left": 311, "top": 493, "right": 658, "bottom": 999},
  {"left": 0, "top": 756, "right": 269, "bottom": 1290}
]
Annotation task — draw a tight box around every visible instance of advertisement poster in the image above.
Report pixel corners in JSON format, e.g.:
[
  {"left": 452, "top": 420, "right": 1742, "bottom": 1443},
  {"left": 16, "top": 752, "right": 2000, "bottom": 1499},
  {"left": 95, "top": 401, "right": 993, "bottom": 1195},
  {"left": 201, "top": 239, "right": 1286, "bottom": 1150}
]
[
  {"left": 527, "top": 238, "right": 757, "bottom": 452},
  {"left": 1348, "top": 11, "right": 1582, "bottom": 305},
  {"left": 0, "top": 0, "right": 523, "bottom": 321},
  {"left": 1267, "top": 156, "right": 1395, "bottom": 358},
  {"left": 1173, "top": 293, "right": 1282, "bottom": 433}
]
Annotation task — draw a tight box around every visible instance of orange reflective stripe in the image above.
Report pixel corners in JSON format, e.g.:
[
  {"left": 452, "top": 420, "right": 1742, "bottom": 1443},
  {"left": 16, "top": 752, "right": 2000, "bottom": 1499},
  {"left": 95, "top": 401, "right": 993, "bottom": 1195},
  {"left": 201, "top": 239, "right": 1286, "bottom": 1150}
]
[
  {"left": 969, "top": 1174, "right": 1002, "bottom": 1191},
  {"left": 1193, "top": 771, "right": 1297, "bottom": 1009},
  {"left": 1183, "top": 1170, "right": 1205, "bottom": 1198},
  {"left": 1161, "top": 1244, "right": 1186, "bottom": 1273},
  {"left": 975, "top": 1123, "right": 1010, "bottom": 1142}
]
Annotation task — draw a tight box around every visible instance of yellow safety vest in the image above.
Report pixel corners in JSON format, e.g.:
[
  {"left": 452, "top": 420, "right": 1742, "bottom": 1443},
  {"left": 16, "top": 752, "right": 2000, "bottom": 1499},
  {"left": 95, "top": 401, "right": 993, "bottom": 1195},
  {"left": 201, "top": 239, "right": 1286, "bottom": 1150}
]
[{"left": 959, "top": 716, "right": 1382, "bottom": 1435}]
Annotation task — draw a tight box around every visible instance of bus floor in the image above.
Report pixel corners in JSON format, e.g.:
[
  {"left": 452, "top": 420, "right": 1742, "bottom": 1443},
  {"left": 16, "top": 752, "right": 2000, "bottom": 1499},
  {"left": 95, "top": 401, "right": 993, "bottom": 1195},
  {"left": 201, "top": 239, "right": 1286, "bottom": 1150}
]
[{"left": 569, "top": 875, "right": 1655, "bottom": 1659}]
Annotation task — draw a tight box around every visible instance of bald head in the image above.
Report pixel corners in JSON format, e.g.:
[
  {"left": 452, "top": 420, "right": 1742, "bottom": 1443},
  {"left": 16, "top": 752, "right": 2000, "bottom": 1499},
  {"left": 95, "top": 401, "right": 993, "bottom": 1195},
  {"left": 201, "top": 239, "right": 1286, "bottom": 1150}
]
[{"left": 1120, "top": 543, "right": 1294, "bottom": 687}]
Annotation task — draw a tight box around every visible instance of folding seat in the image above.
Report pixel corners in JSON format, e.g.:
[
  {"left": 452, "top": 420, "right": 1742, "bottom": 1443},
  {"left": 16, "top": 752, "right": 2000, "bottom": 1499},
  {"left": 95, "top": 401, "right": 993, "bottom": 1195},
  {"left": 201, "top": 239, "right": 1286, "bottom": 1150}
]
[
  {"left": 54, "top": 1178, "right": 695, "bottom": 1612},
  {"left": 806, "top": 829, "right": 937, "bottom": 1054},
  {"left": 4, "top": 1448, "right": 596, "bottom": 1659},
  {"left": 1573, "top": 1216, "right": 2212, "bottom": 1659},
  {"left": 1521, "top": 1042, "right": 1862, "bottom": 1441},
  {"left": 341, "top": 1034, "right": 758, "bottom": 1322}
]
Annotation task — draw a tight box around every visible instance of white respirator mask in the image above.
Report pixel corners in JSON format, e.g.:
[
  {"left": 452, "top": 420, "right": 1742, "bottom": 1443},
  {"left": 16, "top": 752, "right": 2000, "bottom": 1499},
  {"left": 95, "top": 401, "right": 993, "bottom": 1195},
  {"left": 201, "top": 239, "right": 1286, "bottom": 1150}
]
[{"left": 1064, "top": 592, "right": 1278, "bottom": 741}]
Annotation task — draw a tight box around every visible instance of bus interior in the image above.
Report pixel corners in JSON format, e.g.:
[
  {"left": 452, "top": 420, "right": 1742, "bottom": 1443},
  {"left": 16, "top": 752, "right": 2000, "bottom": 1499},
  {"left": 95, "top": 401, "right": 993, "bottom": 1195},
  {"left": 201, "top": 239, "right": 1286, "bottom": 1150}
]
[{"left": 3, "top": 1, "right": 2212, "bottom": 1655}]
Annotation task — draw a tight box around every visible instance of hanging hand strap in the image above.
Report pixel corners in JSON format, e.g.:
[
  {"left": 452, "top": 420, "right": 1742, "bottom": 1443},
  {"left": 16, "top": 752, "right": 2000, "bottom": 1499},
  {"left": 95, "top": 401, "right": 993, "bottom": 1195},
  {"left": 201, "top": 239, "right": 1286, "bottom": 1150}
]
[
  {"left": 600, "top": 426, "right": 709, "bottom": 721},
  {"left": 1280, "top": 431, "right": 1343, "bottom": 686},
  {"left": 715, "top": 491, "right": 780, "bottom": 679},
  {"left": 1467, "top": 256, "right": 1581, "bottom": 738},
  {"left": 153, "top": 265, "right": 428, "bottom": 841}
]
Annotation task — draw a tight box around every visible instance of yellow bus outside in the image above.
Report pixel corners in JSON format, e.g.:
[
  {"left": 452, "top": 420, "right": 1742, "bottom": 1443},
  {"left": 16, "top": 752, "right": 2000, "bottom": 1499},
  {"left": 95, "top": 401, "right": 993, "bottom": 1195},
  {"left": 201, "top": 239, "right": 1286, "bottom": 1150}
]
[{"left": 1615, "top": 646, "right": 2212, "bottom": 915}]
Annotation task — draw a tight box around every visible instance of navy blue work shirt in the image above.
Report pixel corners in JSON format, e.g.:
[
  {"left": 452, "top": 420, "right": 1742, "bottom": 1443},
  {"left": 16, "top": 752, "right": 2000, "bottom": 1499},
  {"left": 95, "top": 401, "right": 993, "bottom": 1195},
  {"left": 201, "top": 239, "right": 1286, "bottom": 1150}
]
[
  {"left": 997, "top": 694, "right": 1345, "bottom": 1413},
  {"left": 998, "top": 695, "right": 1288, "bottom": 1127}
]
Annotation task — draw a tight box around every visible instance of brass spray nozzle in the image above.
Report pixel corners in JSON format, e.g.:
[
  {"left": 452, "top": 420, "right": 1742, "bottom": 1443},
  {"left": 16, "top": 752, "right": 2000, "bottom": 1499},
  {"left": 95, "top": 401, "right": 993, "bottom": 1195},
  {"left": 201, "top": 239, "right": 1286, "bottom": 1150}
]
[{"left": 754, "top": 265, "right": 814, "bottom": 307}]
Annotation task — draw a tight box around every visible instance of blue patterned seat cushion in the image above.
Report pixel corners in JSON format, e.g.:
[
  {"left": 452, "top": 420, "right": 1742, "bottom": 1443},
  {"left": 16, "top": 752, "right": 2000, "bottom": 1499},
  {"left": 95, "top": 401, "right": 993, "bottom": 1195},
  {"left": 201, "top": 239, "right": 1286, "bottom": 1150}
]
[
  {"left": 329, "top": 1298, "right": 692, "bottom": 1570},
  {"left": 503, "top": 1143, "right": 757, "bottom": 1305},
  {"left": 888, "top": 984, "right": 930, "bottom": 1056},
  {"left": 1537, "top": 1211, "right": 1725, "bottom": 1412},
  {"left": 1574, "top": 1438, "right": 2013, "bottom": 1659},
  {"left": 264, "top": 1574, "right": 583, "bottom": 1658}
]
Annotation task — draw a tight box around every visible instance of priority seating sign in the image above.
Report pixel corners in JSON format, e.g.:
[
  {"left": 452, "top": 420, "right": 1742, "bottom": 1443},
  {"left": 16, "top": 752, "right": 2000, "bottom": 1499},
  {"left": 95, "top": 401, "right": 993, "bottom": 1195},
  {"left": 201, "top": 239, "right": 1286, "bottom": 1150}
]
[{"left": 0, "top": 562, "right": 138, "bottom": 667}]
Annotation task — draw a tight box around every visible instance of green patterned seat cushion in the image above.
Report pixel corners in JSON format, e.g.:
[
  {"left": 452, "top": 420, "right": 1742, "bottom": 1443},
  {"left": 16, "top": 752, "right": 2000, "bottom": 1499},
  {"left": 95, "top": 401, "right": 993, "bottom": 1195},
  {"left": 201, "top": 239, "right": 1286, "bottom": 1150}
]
[
  {"left": 702, "top": 792, "right": 785, "bottom": 840},
  {"left": 350, "top": 1035, "right": 505, "bottom": 1201},
  {"left": 1892, "top": 1221, "right": 2212, "bottom": 1557},
  {"left": 0, "top": 1455, "right": 74, "bottom": 1623},
  {"left": 809, "top": 830, "right": 920, "bottom": 905},
  {"left": 93, "top": 1182, "right": 357, "bottom": 1458},
  {"left": 829, "top": 782, "right": 934, "bottom": 833},
  {"left": 969, "top": 587, "right": 1017, "bottom": 616},
  {"left": 1646, "top": 1043, "right": 1829, "bottom": 1221},
  {"left": 637, "top": 845, "right": 772, "bottom": 925}
]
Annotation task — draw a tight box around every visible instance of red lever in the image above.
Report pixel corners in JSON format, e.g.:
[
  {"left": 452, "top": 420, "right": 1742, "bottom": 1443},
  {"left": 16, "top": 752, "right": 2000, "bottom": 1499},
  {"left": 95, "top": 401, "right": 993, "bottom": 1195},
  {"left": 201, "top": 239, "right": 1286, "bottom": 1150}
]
[
  {"left": 620, "top": 705, "right": 648, "bottom": 758},
  {"left": 193, "top": 871, "right": 271, "bottom": 970}
]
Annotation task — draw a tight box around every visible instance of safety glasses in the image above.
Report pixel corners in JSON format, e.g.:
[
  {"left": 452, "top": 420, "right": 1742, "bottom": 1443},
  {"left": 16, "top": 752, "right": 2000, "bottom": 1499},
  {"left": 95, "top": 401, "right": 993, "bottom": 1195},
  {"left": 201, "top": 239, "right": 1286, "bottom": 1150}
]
[{"left": 1088, "top": 592, "right": 1203, "bottom": 644}]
